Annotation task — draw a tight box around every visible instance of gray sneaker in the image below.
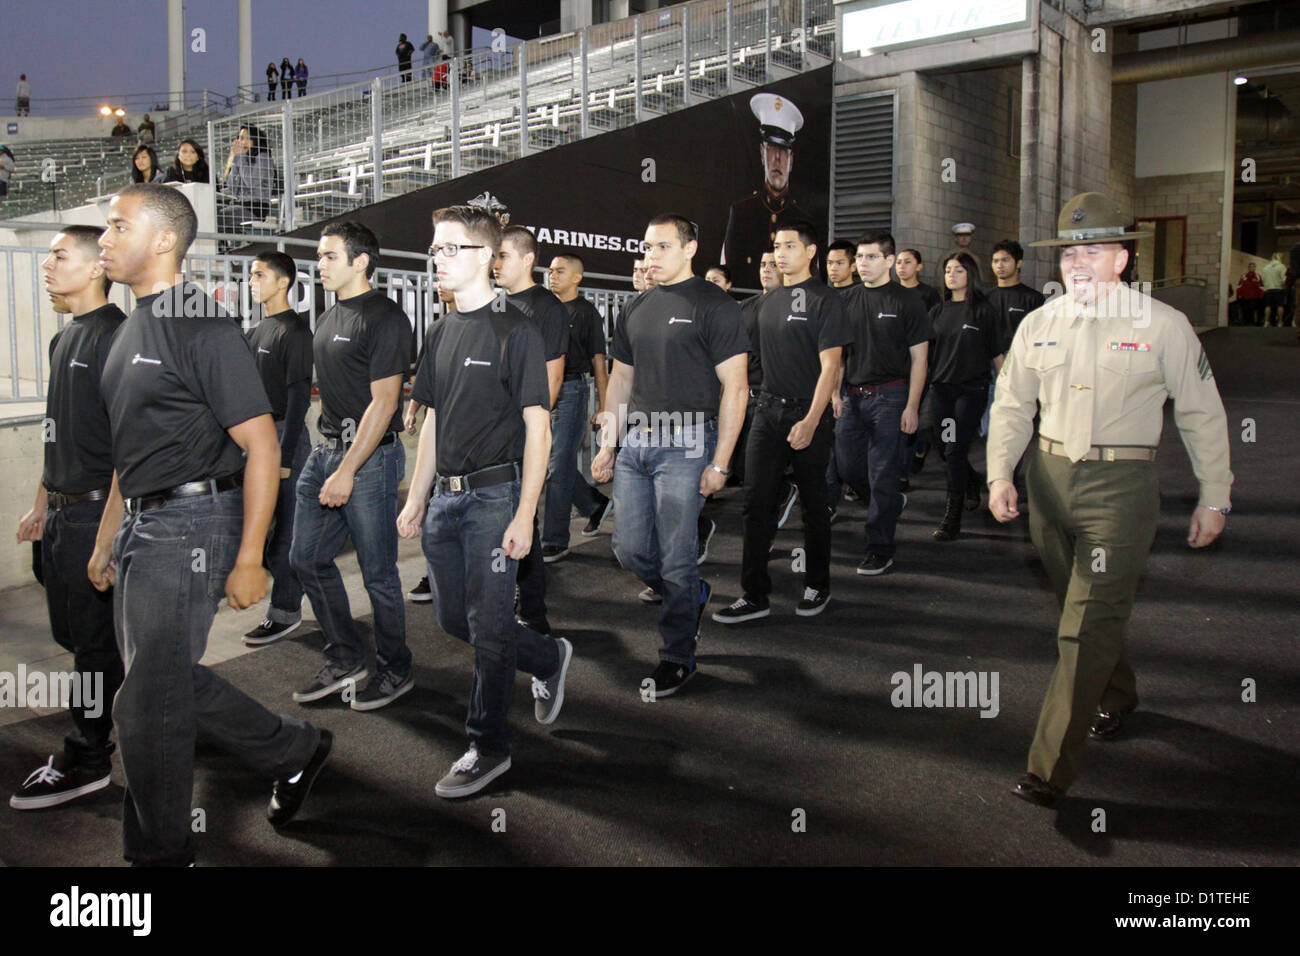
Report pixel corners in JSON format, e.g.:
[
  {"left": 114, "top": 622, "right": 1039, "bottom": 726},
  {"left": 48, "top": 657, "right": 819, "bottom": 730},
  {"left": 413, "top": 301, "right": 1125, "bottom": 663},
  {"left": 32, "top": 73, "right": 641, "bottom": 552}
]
[
  {"left": 350, "top": 670, "right": 415, "bottom": 711},
  {"left": 435, "top": 747, "right": 512, "bottom": 799},
  {"left": 292, "top": 662, "right": 368, "bottom": 703},
  {"left": 532, "top": 637, "right": 573, "bottom": 724}
]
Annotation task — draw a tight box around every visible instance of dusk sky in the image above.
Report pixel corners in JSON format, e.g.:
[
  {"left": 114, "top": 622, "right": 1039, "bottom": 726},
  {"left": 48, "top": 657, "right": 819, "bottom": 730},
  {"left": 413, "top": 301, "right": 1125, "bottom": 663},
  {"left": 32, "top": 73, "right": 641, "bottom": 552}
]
[{"left": 2, "top": 0, "right": 488, "bottom": 113}]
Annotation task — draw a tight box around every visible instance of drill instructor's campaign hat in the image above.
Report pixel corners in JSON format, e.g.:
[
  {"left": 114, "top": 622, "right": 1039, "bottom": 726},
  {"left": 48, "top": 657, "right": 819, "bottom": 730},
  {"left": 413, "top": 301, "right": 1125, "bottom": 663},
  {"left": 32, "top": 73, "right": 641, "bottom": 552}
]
[
  {"left": 1030, "top": 192, "right": 1153, "bottom": 247},
  {"left": 751, "top": 93, "right": 804, "bottom": 149}
]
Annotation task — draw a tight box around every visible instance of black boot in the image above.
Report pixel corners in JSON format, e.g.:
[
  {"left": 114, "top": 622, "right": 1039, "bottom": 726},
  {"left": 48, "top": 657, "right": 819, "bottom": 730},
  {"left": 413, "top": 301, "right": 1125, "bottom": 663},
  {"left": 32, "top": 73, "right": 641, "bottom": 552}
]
[{"left": 933, "top": 493, "right": 963, "bottom": 541}]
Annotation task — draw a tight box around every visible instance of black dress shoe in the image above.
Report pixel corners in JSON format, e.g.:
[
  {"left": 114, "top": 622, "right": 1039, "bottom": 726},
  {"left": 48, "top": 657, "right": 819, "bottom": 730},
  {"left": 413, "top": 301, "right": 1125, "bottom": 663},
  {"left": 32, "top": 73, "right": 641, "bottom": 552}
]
[
  {"left": 1011, "top": 773, "right": 1062, "bottom": 808},
  {"left": 268, "top": 729, "right": 333, "bottom": 827},
  {"left": 1089, "top": 711, "right": 1125, "bottom": 740}
]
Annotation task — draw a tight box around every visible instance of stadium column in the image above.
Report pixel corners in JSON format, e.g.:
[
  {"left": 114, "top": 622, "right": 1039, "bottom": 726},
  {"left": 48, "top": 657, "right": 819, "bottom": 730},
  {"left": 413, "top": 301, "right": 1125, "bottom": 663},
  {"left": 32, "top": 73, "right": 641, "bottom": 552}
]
[
  {"left": 238, "top": 0, "right": 252, "bottom": 102},
  {"left": 168, "top": 0, "right": 185, "bottom": 111},
  {"left": 428, "top": 0, "right": 448, "bottom": 38}
]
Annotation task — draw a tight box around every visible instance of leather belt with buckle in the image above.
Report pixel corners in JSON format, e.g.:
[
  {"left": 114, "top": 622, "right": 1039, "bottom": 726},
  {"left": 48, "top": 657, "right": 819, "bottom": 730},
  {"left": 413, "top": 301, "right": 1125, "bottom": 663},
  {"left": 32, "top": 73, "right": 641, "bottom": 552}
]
[
  {"left": 435, "top": 460, "right": 521, "bottom": 495},
  {"left": 757, "top": 391, "right": 809, "bottom": 413},
  {"left": 125, "top": 473, "right": 244, "bottom": 515},
  {"left": 47, "top": 487, "right": 110, "bottom": 510},
  {"left": 319, "top": 432, "right": 397, "bottom": 451},
  {"left": 1038, "top": 436, "right": 1157, "bottom": 462},
  {"left": 846, "top": 378, "right": 907, "bottom": 397}
]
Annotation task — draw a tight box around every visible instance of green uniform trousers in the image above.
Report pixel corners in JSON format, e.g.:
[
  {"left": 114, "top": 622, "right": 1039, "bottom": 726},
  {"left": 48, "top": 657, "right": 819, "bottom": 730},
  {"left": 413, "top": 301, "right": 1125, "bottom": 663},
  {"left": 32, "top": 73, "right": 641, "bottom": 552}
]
[{"left": 1025, "top": 447, "right": 1159, "bottom": 792}]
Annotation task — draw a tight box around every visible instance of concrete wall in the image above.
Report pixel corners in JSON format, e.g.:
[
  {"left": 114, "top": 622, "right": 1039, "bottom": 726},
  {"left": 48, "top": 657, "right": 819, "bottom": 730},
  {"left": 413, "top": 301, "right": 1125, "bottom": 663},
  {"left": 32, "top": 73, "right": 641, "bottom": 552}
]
[
  {"left": 1133, "top": 170, "right": 1226, "bottom": 323},
  {"left": 0, "top": 116, "right": 122, "bottom": 143}
]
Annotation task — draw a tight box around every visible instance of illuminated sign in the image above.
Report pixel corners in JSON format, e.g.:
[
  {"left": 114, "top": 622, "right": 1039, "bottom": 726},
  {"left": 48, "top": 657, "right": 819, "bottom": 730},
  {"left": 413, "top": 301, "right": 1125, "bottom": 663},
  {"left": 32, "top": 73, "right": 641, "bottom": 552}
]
[{"left": 840, "top": 0, "right": 1030, "bottom": 56}]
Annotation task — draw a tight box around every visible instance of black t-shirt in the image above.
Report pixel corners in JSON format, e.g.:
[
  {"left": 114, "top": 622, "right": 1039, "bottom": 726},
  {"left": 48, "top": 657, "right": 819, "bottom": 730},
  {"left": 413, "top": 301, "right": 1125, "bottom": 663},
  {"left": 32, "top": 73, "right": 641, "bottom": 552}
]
[
  {"left": 927, "top": 298, "right": 1001, "bottom": 387},
  {"left": 43, "top": 304, "right": 126, "bottom": 494},
  {"left": 841, "top": 280, "right": 932, "bottom": 386},
  {"left": 905, "top": 281, "right": 942, "bottom": 315},
  {"left": 247, "top": 309, "right": 313, "bottom": 419},
  {"left": 410, "top": 302, "right": 549, "bottom": 476},
  {"left": 313, "top": 289, "right": 409, "bottom": 438},
  {"left": 987, "top": 282, "right": 1046, "bottom": 354},
  {"left": 609, "top": 275, "right": 749, "bottom": 418},
  {"left": 561, "top": 296, "right": 606, "bottom": 377},
  {"left": 507, "top": 284, "right": 569, "bottom": 363},
  {"left": 101, "top": 284, "right": 271, "bottom": 498},
  {"left": 756, "top": 278, "right": 849, "bottom": 404},
  {"left": 739, "top": 292, "right": 765, "bottom": 390}
]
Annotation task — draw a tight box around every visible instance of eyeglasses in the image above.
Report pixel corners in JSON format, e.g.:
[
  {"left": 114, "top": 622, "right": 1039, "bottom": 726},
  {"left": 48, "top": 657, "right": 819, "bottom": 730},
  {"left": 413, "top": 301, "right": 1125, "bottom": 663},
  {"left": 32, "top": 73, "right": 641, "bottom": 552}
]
[
  {"left": 428, "top": 243, "right": 486, "bottom": 258},
  {"left": 857, "top": 253, "right": 885, "bottom": 262}
]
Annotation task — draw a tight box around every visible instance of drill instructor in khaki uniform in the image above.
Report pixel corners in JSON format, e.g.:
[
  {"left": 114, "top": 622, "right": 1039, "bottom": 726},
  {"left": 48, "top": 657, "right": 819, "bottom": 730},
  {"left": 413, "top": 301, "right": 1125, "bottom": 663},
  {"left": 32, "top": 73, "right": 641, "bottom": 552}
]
[{"left": 987, "top": 193, "right": 1233, "bottom": 807}]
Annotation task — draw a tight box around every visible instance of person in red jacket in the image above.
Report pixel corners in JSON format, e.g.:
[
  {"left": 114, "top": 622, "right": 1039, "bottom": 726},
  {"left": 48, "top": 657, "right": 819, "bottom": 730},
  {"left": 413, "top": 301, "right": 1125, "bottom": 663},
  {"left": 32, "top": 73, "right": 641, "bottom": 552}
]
[{"left": 1236, "top": 264, "right": 1264, "bottom": 326}]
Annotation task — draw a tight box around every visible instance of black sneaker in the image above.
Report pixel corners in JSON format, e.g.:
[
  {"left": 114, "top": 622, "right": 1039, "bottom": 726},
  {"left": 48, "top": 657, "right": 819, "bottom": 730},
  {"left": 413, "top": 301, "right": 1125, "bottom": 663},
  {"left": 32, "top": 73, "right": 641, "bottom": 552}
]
[
  {"left": 268, "top": 729, "right": 333, "bottom": 826},
  {"left": 292, "top": 662, "right": 368, "bottom": 703},
  {"left": 349, "top": 671, "right": 415, "bottom": 711},
  {"left": 695, "top": 579, "right": 712, "bottom": 638},
  {"left": 541, "top": 544, "right": 569, "bottom": 564},
  {"left": 796, "top": 587, "right": 830, "bottom": 617},
  {"left": 408, "top": 577, "right": 433, "bottom": 602},
  {"left": 899, "top": 477, "right": 910, "bottom": 493},
  {"left": 711, "top": 597, "right": 770, "bottom": 624},
  {"left": 435, "top": 747, "right": 511, "bottom": 799},
  {"left": 965, "top": 477, "right": 982, "bottom": 511},
  {"left": 532, "top": 637, "right": 573, "bottom": 724},
  {"left": 517, "top": 615, "right": 552, "bottom": 636},
  {"left": 696, "top": 517, "right": 716, "bottom": 566},
  {"left": 581, "top": 496, "right": 612, "bottom": 536},
  {"left": 776, "top": 482, "right": 799, "bottom": 529},
  {"left": 856, "top": 554, "right": 894, "bottom": 576},
  {"left": 9, "top": 755, "right": 110, "bottom": 810},
  {"left": 644, "top": 659, "right": 694, "bottom": 699},
  {"left": 638, "top": 586, "right": 662, "bottom": 604},
  {"left": 911, "top": 452, "right": 927, "bottom": 475},
  {"left": 243, "top": 618, "right": 301, "bottom": 646}
]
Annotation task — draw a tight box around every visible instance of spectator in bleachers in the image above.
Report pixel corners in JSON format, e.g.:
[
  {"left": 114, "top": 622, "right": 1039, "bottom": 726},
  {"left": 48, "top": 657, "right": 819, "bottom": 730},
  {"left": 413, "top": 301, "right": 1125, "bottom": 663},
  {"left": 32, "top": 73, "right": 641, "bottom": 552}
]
[
  {"left": 137, "top": 113, "right": 156, "bottom": 145},
  {"left": 16, "top": 74, "right": 31, "bottom": 116},
  {"left": 280, "top": 57, "right": 294, "bottom": 100},
  {"left": 295, "top": 58, "right": 309, "bottom": 97},
  {"left": 110, "top": 116, "right": 131, "bottom": 137},
  {"left": 0, "top": 145, "right": 14, "bottom": 199},
  {"left": 438, "top": 29, "right": 455, "bottom": 60},
  {"left": 396, "top": 33, "right": 415, "bottom": 82},
  {"left": 266, "top": 61, "right": 279, "bottom": 101},
  {"left": 420, "top": 34, "right": 440, "bottom": 78},
  {"left": 130, "top": 145, "right": 164, "bottom": 184},
  {"left": 163, "top": 139, "right": 209, "bottom": 184},
  {"left": 218, "top": 124, "right": 277, "bottom": 233}
]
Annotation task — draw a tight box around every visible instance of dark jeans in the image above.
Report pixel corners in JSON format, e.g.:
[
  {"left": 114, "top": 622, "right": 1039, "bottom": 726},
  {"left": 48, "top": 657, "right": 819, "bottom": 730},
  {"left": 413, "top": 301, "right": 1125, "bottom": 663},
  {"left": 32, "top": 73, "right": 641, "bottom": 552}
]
[
  {"left": 42, "top": 497, "right": 123, "bottom": 771},
  {"left": 731, "top": 395, "right": 758, "bottom": 487},
  {"left": 830, "top": 385, "right": 907, "bottom": 559},
  {"left": 265, "top": 420, "right": 309, "bottom": 623},
  {"left": 612, "top": 418, "right": 716, "bottom": 666},
  {"left": 515, "top": 512, "right": 548, "bottom": 627},
  {"left": 290, "top": 440, "right": 411, "bottom": 678},
  {"left": 741, "top": 401, "right": 834, "bottom": 600},
  {"left": 929, "top": 381, "right": 989, "bottom": 497},
  {"left": 542, "top": 376, "right": 602, "bottom": 549},
  {"left": 423, "top": 478, "right": 561, "bottom": 758},
  {"left": 113, "top": 489, "right": 318, "bottom": 865}
]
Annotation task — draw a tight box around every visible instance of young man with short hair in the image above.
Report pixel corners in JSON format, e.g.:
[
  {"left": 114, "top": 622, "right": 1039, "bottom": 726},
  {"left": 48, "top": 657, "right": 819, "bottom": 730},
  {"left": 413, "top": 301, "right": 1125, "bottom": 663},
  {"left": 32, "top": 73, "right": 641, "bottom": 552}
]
[
  {"left": 11, "top": 227, "right": 126, "bottom": 811},
  {"left": 825, "top": 240, "right": 857, "bottom": 290},
  {"left": 242, "top": 252, "right": 313, "bottom": 645},
  {"left": 291, "top": 221, "right": 413, "bottom": 710},
  {"left": 543, "top": 252, "right": 610, "bottom": 558},
  {"left": 983, "top": 239, "right": 1045, "bottom": 445},
  {"left": 398, "top": 205, "right": 570, "bottom": 798},
  {"left": 592, "top": 214, "right": 749, "bottom": 696},
  {"left": 714, "top": 222, "right": 846, "bottom": 623},
  {"left": 92, "top": 184, "right": 327, "bottom": 864}
]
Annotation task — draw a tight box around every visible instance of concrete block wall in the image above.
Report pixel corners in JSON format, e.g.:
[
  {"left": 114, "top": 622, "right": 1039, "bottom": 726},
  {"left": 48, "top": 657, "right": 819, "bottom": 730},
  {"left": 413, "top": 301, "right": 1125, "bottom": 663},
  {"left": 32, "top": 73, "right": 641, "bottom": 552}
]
[{"left": 1134, "top": 170, "right": 1227, "bottom": 324}]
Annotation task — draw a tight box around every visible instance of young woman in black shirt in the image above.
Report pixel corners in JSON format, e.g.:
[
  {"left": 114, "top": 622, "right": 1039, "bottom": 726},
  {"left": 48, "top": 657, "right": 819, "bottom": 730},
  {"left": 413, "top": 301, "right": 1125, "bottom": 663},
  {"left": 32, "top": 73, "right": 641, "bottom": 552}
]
[{"left": 162, "top": 139, "right": 210, "bottom": 184}]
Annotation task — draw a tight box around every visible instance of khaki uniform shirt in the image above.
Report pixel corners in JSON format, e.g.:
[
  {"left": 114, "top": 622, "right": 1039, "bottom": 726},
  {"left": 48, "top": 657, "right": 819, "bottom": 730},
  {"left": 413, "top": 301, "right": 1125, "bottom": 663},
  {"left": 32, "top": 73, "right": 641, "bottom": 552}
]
[{"left": 987, "top": 284, "right": 1232, "bottom": 509}]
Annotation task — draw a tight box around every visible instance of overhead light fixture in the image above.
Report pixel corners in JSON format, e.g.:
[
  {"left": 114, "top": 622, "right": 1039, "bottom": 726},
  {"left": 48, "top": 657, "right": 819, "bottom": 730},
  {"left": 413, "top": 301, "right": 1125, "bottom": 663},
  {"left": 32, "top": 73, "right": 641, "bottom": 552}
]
[
  {"left": 1234, "top": 74, "right": 1248, "bottom": 86},
  {"left": 99, "top": 105, "right": 112, "bottom": 116}
]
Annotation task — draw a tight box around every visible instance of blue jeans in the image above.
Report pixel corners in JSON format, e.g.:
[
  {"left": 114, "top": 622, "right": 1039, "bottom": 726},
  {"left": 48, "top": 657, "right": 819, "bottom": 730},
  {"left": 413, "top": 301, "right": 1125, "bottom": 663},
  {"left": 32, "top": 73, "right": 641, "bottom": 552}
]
[
  {"left": 265, "top": 420, "right": 310, "bottom": 623},
  {"left": 113, "top": 489, "right": 318, "bottom": 865},
  {"left": 612, "top": 418, "right": 716, "bottom": 666},
  {"left": 830, "top": 386, "right": 907, "bottom": 559},
  {"left": 290, "top": 440, "right": 411, "bottom": 677},
  {"left": 422, "top": 478, "right": 561, "bottom": 758},
  {"left": 542, "top": 377, "right": 602, "bottom": 548}
]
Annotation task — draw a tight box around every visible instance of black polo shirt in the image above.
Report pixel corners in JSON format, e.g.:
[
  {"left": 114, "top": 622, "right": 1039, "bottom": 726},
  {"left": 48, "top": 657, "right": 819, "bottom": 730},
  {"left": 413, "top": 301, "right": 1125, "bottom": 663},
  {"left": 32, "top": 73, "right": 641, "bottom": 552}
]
[
  {"left": 841, "top": 280, "right": 932, "bottom": 386},
  {"left": 101, "top": 284, "right": 270, "bottom": 498},
  {"left": 313, "top": 289, "right": 409, "bottom": 438},
  {"left": 610, "top": 275, "right": 749, "bottom": 418},
  {"left": 756, "top": 278, "right": 849, "bottom": 404},
  {"left": 928, "top": 299, "right": 1001, "bottom": 387},
  {"left": 410, "top": 301, "right": 549, "bottom": 476},
  {"left": 739, "top": 292, "right": 765, "bottom": 390},
  {"left": 987, "top": 282, "right": 1045, "bottom": 354},
  {"left": 561, "top": 295, "right": 605, "bottom": 377},
  {"left": 247, "top": 309, "right": 313, "bottom": 419},
  {"left": 905, "top": 281, "right": 942, "bottom": 315},
  {"left": 507, "top": 284, "right": 568, "bottom": 363},
  {"left": 43, "top": 304, "right": 126, "bottom": 494}
]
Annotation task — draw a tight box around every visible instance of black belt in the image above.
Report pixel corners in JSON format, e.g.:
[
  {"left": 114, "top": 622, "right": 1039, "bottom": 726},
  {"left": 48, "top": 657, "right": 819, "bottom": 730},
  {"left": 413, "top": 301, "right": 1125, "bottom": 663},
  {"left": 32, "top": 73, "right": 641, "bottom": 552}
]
[
  {"left": 756, "top": 391, "right": 809, "bottom": 413},
  {"left": 435, "top": 460, "right": 520, "bottom": 494},
  {"left": 319, "top": 431, "right": 397, "bottom": 451},
  {"left": 563, "top": 371, "right": 587, "bottom": 382},
  {"left": 47, "top": 487, "right": 110, "bottom": 510},
  {"left": 125, "top": 474, "right": 243, "bottom": 514},
  {"left": 846, "top": 379, "right": 906, "bottom": 397}
]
